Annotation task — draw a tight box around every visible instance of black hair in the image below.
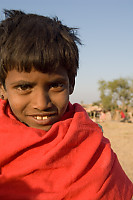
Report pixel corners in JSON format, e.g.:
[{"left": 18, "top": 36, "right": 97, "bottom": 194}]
[{"left": 0, "top": 9, "right": 81, "bottom": 88}]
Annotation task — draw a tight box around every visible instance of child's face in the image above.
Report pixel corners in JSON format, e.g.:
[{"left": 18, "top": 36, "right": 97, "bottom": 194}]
[{"left": 1, "top": 67, "right": 72, "bottom": 131}]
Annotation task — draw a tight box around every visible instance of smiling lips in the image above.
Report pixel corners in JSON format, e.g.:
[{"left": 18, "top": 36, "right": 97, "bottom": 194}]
[{"left": 28, "top": 113, "right": 58, "bottom": 126}]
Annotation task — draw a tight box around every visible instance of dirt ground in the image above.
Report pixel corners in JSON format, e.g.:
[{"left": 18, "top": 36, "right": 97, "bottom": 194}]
[{"left": 100, "top": 121, "right": 133, "bottom": 182}]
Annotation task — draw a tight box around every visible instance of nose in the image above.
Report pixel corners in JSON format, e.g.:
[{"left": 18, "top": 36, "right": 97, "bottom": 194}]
[{"left": 32, "top": 89, "right": 52, "bottom": 111}]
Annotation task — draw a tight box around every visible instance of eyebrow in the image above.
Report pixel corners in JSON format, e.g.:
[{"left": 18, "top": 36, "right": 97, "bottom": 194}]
[
  {"left": 49, "top": 77, "right": 68, "bottom": 83},
  {"left": 10, "top": 80, "right": 34, "bottom": 86}
]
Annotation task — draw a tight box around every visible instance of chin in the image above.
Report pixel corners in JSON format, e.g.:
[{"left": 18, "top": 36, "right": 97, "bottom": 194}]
[{"left": 32, "top": 124, "right": 52, "bottom": 132}]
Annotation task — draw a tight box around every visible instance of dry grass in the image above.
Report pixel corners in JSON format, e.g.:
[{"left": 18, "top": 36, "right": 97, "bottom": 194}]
[{"left": 100, "top": 121, "right": 133, "bottom": 182}]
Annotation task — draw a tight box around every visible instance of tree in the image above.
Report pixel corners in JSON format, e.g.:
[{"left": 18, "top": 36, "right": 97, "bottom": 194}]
[
  {"left": 108, "top": 78, "right": 131, "bottom": 109},
  {"left": 98, "top": 78, "right": 132, "bottom": 110},
  {"left": 98, "top": 80, "right": 115, "bottom": 111},
  {"left": 128, "top": 78, "right": 133, "bottom": 106}
]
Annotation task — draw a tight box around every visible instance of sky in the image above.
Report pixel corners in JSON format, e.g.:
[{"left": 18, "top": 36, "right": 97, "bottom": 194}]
[{"left": 0, "top": 0, "right": 133, "bottom": 104}]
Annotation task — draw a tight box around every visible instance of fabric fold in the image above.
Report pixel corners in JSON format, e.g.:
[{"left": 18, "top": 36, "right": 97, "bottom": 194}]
[{"left": 0, "top": 99, "right": 132, "bottom": 200}]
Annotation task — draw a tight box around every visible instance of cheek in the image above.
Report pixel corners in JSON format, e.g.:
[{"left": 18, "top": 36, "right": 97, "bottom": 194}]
[
  {"left": 7, "top": 95, "right": 28, "bottom": 115},
  {"left": 51, "top": 91, "right": 69, "bottom": 112}
]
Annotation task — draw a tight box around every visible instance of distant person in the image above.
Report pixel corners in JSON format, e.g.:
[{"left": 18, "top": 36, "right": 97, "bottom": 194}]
[
  {"left": 99, "top": 110, "right": 106, "bottom": 122},
  {"left": 105, "top": 110, "right": 112, "bottom": 121},
  {"left": 0, "top": 9, "right": 132, "bottom": 199},
  {"left": 120, "top": 110, "right": 126, "bottom": 122}
]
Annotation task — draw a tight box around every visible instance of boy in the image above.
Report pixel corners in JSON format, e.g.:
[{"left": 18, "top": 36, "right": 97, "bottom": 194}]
[{"left": 0, "top": 9, "right": 132, "bottom": 200}]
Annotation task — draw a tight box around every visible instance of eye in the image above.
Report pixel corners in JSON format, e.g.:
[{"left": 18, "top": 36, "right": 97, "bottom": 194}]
[
  {"left": 50, "top": 82, "right": 65, "bottom": 91},
  {"left": 51, "top": 82, "right": 64, "bottom": 88},
  {"left": 15, "top": 84, "right": 32, "bottom": 91}
]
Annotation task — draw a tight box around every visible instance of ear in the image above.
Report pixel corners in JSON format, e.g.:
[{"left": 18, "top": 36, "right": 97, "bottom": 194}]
[{"left": 0, "top": 83, "right": 8, "bottom": 100}]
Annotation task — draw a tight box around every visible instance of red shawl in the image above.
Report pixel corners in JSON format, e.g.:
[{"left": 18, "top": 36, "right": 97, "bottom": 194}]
[{"left": 0, "top": 99, "right": 132, "bottom": 200}]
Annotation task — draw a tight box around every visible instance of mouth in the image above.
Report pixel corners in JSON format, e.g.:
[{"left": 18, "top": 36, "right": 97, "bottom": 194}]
[{"left": 28, "top": 113, "right": 58, "bottom": 126}]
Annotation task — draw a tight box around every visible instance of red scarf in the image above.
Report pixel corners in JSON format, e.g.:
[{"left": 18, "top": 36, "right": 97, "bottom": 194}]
[{"left": 0, "top": 99, "right": 132, "bottom": 200}]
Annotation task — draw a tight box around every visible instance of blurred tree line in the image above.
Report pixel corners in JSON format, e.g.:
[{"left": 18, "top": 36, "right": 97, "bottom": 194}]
[{"left": 98, "top": 78, "right": 133, "bottom": 111}]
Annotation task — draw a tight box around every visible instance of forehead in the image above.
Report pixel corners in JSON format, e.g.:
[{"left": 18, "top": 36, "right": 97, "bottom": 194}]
[{"left": 5, "top": 67, "right": 69, "bottom": 83}]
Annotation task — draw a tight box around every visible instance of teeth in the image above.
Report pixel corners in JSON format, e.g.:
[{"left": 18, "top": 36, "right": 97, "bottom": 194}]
[
  {"left": 42, "top": 116, "right": 48, "bottom": 120},
  {"left": 35, "top": 116, "right": 48, "bottom": 120},
  {"left": 36, "top": 116, "right": 42, "bottom": 120}
]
